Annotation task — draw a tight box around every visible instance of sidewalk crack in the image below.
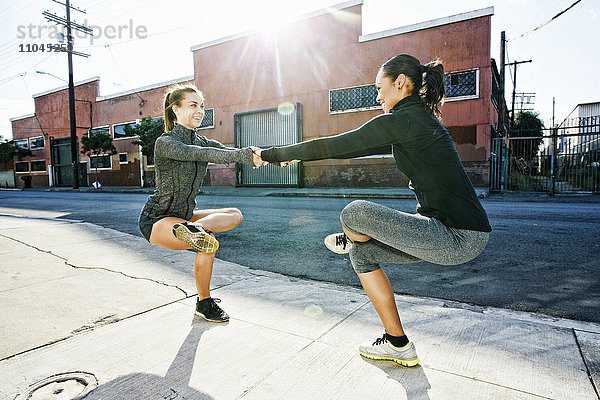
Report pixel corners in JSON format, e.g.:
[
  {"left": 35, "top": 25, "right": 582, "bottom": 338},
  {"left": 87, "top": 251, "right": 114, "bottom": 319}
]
[
  {"left": 573, "top": 328, "right": 600, "bottom": 399},
  {"left": 0, "top": 233, "right": 188, "bottom": 297}
]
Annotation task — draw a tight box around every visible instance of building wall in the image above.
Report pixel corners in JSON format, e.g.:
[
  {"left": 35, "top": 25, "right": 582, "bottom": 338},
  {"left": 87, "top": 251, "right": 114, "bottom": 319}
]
[
  {"left": 11, "top": 79, "right": 99, "bottom": 187},
  {"left": 192, "top": 4, "right": 495, "bottom": 186},
  {"left": 92, "top": 78, "right": 193, "bottom": 187},
  {"left": 10, "top": 3, "right": 496, "bottom": 189},
  {"left": 9, "top": 78, "right": 192, "bottom": 188}
]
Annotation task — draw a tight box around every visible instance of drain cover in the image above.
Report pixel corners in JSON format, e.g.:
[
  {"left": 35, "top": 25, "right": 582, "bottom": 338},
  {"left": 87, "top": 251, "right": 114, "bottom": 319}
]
[{"left": 16, "top": 372, "right": 98, "bottom": 400}]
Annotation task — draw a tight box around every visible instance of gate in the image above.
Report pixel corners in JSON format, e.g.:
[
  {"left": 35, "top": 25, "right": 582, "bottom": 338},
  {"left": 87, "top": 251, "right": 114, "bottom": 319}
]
[
  {"left": 51, "top": 137, "right": 87, "bottom": 187},
  {"left": 491, "top": 116, "right": 600, "bottom": 194},
  {"left": 234, "top": 103, "right": 302, "bottom": 186}
]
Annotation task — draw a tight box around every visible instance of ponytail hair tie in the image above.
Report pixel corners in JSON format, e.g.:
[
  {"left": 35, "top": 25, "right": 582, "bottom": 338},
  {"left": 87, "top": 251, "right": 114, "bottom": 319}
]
[{"left": 421, "top": 64, "right": 429, "bottom": 74}]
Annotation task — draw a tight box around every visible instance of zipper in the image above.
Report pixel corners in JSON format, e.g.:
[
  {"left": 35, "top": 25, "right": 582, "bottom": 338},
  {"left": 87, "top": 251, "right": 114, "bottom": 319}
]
[{"left": 186, "top": 131, "right": 198, "bottom": 213}]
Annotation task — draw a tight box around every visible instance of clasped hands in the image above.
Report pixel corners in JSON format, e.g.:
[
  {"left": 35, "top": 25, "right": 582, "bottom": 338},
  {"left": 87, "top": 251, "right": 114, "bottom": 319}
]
[{"left": 250, "top": 146, "right": 299, "bottom": 169}]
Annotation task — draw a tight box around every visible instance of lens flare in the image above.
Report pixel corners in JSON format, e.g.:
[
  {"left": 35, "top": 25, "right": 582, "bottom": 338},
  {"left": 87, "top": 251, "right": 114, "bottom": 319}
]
[
  {"left": 304, "top": 304, "right": 323, "bottom": 317},
  {"left": 278, "top": 102, "right": 295, "bottom": 115}
]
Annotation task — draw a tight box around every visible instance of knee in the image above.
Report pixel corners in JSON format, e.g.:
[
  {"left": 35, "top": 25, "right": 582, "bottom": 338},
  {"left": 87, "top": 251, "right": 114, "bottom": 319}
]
[
  {"left": 229, "top": 208, "right": 243, "bottom": 226},
  {"left": 340, "top": 200, "right": 370, "bottom": 228},
  {"left": 349, "top": 242, "right": 379, "bottom": 274}
]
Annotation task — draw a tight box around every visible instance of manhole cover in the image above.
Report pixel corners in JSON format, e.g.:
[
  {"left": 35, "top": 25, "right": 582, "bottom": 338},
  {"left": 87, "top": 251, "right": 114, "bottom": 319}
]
[{"left": 16, "top": 372, "right": 98, "bottom": 400}]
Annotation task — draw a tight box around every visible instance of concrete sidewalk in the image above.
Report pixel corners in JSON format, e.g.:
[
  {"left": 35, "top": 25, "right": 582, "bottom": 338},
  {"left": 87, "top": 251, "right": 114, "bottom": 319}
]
[{"left": 0, "top": 213, "right": 598, "bottom": 399}]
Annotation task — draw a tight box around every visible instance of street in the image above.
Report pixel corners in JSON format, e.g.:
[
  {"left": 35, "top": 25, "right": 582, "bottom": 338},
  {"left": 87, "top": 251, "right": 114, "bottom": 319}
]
[{"left": 0, "top": 190, "right": 599, "bottom": 323}]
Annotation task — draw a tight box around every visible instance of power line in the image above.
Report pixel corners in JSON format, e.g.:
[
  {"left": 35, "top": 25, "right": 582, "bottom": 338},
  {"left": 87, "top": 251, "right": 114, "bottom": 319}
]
[
  {"left": 0, "top": 73, "right": 27, "bottom": 86},
  {"left": 510, "top": 0, "right": 583, "bottom": 40},
  {"left": 0, "top": 0, "right": 39, "bottom": 27}
]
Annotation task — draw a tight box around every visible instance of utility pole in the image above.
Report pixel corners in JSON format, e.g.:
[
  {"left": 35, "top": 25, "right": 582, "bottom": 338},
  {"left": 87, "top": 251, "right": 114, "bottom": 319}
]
[
  {"left": 43, "top": 0, "right": 91, "bottom": 189},
  {"left": 509, "top": 59, "right": 532, "bottom": 130},
  {"left": 499, "top": 31, "right": 506, "bottom": 136},
  {"left": 550, "top": 97, "right": 556, "bottom": 196}
]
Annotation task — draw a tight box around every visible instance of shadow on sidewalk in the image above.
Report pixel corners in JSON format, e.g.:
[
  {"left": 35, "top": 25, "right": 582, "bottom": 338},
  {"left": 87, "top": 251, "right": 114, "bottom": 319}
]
[
  {"left": 362, "top": 359, "right": 431, "bottom": 400},
  {"left": 80, "top": 317, "right": 219, "bottom": 399}
]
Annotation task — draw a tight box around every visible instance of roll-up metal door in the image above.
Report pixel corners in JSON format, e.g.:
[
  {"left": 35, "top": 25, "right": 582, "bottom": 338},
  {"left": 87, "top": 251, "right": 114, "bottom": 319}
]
[{"left": 235, "top": 103, "right": 302, "bottom": 186}]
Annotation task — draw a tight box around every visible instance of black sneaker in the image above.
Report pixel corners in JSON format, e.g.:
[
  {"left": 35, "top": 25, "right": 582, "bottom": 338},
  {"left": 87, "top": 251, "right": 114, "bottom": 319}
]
[
  {"left": 195, "top": 297, "right": 229, "bottom": 322},
  {"left": 173, "top": 222, "right": 219, "bottom": 253}
]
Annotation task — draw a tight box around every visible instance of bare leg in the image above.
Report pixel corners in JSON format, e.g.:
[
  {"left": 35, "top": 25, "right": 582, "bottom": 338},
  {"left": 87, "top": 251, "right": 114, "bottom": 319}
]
[
  {"left": 358, "top": 268, "right": 405, "bottom": 337},
  {"left": 190, "top": 207, "right": 243, "bottom": 233},
  {"left": 343, "top": 225, "right": 371, "bottom": 243},
  {"left": 194, "top": 251, "right": 216, "bottom": 300},
  {"left": 149, "top": 208, "right": 244, "bottom": 299}
]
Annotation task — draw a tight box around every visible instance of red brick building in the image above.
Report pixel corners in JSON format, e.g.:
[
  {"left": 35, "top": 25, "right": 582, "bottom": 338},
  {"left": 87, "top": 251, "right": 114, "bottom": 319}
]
[
  {"left": 8, "top": 1, "right": 499, "bottom": 188},
  {"left": 10, "top": 76, "right": 192, "bottom": 187}
]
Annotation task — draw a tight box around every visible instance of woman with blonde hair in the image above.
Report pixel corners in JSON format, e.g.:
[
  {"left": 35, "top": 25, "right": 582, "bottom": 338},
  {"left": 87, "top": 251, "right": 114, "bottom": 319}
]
[{"left": 139, "top": 84, "right": 263, "bottom": 322}]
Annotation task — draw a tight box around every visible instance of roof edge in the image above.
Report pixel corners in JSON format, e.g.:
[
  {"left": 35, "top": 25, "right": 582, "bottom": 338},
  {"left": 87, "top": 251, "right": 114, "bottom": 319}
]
[
  {"left": 190, "top": 0, "right": 363, "bottom": 52},
  {"left": 9, "top": 113, "right": 36, "bottom": 122},
  {"left": 359, "top": 6, "right": 494, "bottom": 43},
  {"left": 96, "top": 75, "right": 194, "bottom": 101},
  {"left": 32, "top": 76, "right": 100, "bottom": 98}
]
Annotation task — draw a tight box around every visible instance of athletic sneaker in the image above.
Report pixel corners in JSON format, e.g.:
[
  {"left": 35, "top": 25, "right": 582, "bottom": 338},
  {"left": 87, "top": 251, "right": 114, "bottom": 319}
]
[
  {"left": 324, "top": 232, "right": 353, "bottom": 254},
  {"left": 359, "top": 334, "right": 420, "bottom": 367},
  {"left": 173, "top": 222, "right": 219, "bottom": 253},
  {"left": 195, "top": 297, "right": 229, "bottom": 322}
]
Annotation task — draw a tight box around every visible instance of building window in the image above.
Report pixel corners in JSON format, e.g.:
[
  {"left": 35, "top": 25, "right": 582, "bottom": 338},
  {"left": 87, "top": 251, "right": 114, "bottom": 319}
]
[
  {"left": 198, "top": 108, "right": 214, "bottom": 129},
  {"left": 30, "top": 160, "right": 46, "bottom": 172},
  {"left": 444, "top": 69, "right": 479, "bottom": 101},
  {"left": 119, "top": 152, "right": 128, "bottom": 164},
  {"left": 15, "top": 161, "right": 29, "bottom": 172},
  {"left": 113, "top": 121, "right": 139, "bottom": 139},
  {"left": 29, "top": 136, "right": 45, "bottom": 150},
  {"left": 14, "top": 139, "right": 28, "bottom": 149},
  {"left": 89, "top": 154, "right": 112, "bottom": 170},
  {"left": 329, "top": 84, "right": 381, "bottom": 114},
  {"left": 89, "top": 126, "right": 110, "bottom": 137}
]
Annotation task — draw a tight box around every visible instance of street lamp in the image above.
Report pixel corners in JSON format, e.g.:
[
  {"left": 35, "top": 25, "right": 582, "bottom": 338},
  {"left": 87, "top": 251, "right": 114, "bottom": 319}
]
[{"left": 35, "top": 70, "right": 68, "bottom": 83}]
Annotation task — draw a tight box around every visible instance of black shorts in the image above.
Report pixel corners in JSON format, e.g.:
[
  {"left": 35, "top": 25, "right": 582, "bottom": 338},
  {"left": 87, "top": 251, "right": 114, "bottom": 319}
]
[{"left": 138, "top": 213, "right": 162, "bottom": 242}]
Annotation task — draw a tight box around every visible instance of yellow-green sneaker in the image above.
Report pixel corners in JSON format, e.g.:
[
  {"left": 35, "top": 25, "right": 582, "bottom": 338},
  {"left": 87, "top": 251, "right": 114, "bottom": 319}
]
[
  {"left": 359, "top": 334, "right": 420, "bottom": 367},
  {"left": 173, "top": 222, "right": 219, "bottom": 253}
]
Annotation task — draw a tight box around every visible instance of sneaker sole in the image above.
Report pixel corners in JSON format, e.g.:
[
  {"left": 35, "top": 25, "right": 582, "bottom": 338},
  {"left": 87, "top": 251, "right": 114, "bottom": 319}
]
[
  {"left": 174, "top": 224, "right": 219, "bottom": 253},
  {"left": 194, "top": 310, "right": 229, "bottom": 323},
  {"left": 358, "top": 350, "right": 420, "bottom": 367},
  {"left": 323, "top": 238, "right": 350, "bottom": 254}
]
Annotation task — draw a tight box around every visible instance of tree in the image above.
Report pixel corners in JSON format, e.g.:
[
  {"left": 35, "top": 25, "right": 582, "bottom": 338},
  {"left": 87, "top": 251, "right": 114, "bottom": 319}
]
[
  {"left": 127, "top": 117, "right": 164, "bottom": 164},
  {"left": 510, "top": 111, "right": 544, "bottom": 161},
  {"left": 127, "top": 117, "right": 164, "bottom": 186},
  {"left": 81, "top": 130, "right": 117, "bottom": 188},
  {"left": 0, "top": 140, "right": 33, "bottom": 169}
]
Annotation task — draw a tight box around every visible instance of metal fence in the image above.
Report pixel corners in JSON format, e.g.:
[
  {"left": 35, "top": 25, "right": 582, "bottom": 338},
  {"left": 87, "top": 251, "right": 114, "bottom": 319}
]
[
  {"left": 491, "top": 117, "right": 600, "bottom": 194},
  {"left": 234, "top": 104, "right": 302, "bottom": 186}
]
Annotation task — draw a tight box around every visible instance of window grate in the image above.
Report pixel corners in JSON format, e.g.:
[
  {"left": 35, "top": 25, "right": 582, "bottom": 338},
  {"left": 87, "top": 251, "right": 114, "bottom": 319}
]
[
  {"left": 444, "top": 70, "right": 477, "bottom": 98},
  {"left": 199, "top": 108, "right": 214, "bottom": 129},
  {"left": 330, "top": 85, "right": 380, "bottom": 113}
]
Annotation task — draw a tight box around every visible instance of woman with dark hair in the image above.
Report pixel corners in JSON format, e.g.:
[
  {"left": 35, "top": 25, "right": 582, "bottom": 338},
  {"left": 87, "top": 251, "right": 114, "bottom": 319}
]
[
  {"left": 139, "top": 84, "right": 264, "bottom": 322},
  {"left": 258, "top": 54, "right": 491, "bottom": 367}
]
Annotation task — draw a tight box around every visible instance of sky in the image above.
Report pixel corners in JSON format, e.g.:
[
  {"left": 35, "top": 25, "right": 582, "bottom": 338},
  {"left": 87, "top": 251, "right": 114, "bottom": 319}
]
[{"left": 0, "top": 0, "right": 598, "bottom": 140}]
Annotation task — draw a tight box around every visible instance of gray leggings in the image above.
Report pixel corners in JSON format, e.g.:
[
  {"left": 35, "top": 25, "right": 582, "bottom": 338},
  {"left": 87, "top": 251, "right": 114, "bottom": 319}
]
[{"left": 340, "top": 200, "right": 489, "bottom": 274}]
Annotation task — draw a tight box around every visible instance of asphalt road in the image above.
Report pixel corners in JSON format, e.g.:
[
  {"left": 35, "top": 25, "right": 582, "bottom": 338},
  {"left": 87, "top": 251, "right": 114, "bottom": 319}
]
[{"left": 1, "top": 190, "right": 599, "bottom": 323}]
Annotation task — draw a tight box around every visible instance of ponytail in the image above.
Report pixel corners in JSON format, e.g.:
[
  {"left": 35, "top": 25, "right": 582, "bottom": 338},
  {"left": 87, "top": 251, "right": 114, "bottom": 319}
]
[
  {"left": 420, "top": 60, "right": 445, "bottom": 118},
  {"left": 163, "top": 84, "right": 203, "bottom": 132},
  {"left": 381, "top": 54, "right": 445, "bottom": 118}
]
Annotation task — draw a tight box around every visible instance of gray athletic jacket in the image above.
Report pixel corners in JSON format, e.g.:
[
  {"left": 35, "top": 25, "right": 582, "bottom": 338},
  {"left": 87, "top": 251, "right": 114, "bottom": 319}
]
[{"left": 141, "top": 123, "right": 254, "bottom": 221}]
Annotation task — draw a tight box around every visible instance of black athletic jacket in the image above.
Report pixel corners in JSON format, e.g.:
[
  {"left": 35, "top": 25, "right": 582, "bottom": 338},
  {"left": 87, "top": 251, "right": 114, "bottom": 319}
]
[{"left": 260, "top": 95, "right": 491, "bottom": 232}]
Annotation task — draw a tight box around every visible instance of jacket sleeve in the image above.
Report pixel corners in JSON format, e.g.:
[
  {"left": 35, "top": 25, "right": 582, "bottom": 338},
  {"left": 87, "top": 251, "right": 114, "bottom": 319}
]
[
  {"left": 260, "top": 112, "right": 407, "bottom": 163},
  {"left": 203, "top": 137, "right": 237, "bottom": 151},
  {"left": 156, "top": 136, "right": 254, "bottom": 166}
]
